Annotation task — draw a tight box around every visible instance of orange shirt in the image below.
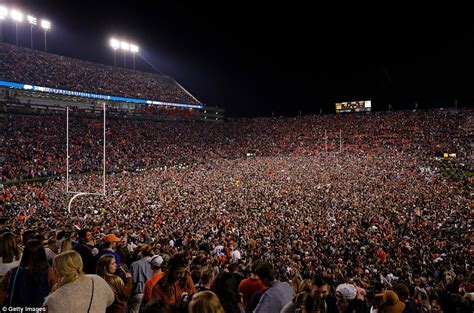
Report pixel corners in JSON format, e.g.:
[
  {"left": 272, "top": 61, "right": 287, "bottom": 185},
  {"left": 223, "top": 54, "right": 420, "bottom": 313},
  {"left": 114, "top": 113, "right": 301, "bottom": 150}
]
[
  {"left": 144, "top": 272, "right": 165, "bottom": 302},
  {"left": 151, "top": 273, "right": 196, "bottom": 306}
]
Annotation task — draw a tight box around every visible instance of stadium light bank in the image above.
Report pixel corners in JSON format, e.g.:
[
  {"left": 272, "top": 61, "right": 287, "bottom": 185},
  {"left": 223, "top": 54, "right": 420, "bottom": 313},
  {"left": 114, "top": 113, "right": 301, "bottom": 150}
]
[
  {"left": 11, "top": 9, "right": 23, "bottom": 46},
  {"left": 27, "top": 15, "right": 37, "bottom": 49},
  {"left": 0, "top": 6, "right": 7, "bottom": 42},
  {"left": 41, "top": 19, "right": 51, "bottom": 52},
  {"left": 109, "top": 37, "right": 139, "bottom": 70},
  {"left": 0, "top": 6, "right": 51, "bottom": 51}
]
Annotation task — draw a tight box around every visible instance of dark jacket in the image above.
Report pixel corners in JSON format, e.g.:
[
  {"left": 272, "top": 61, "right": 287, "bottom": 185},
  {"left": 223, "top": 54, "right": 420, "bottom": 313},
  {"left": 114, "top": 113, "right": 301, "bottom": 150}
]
[{"left": 74, "top": 243, "right": 96, "bottom": 274}]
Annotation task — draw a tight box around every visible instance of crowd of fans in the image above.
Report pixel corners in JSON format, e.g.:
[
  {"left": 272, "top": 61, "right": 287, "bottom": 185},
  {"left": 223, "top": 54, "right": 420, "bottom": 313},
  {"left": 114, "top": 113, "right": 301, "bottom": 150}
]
[
  {"left": 0, "top": 108, "right": 472, "bottom": 312},
  {"left": 3, "top": 109, "right": 471, "bottom": 182},
  {"left": 0, "top": 43, "right": 200, "bottom": 105}
]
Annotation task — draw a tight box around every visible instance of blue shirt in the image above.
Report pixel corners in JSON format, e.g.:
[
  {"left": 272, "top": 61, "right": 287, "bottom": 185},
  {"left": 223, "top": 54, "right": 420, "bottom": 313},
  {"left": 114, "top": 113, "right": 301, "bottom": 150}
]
[
  {"left": 254, "top": 281, "right": 294, "bottom": 313},
  {"left": 129, "top": 257, "right": 153, "bottom": 294}
]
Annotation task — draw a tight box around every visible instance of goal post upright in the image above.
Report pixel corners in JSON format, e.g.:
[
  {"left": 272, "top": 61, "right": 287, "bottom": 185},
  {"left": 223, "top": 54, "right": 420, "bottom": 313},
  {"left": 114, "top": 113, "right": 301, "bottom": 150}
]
[
  {"left": 102, "top": 101, "right": 106, "bottom": 195},
  {"left": 66, "top": 106, "right": 69, "bottom": 193},
  {"left": 66, "top": 102, "right": 106, "bottom": 214}
]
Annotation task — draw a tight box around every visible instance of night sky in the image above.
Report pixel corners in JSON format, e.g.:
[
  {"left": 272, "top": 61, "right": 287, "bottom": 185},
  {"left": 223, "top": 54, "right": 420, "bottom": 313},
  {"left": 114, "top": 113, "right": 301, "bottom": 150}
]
[{"left": 3, "top": 1, "right": 474, "bottom": 117}]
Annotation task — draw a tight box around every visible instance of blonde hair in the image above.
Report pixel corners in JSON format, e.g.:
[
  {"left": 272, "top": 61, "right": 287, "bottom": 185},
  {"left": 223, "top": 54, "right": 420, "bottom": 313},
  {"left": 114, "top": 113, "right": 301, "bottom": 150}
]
[
  {"left": 61, "top": 239, "right": 74, "bottom": 252},
  {"left": 96, "top": 254, "right": 125, "bottom": 298},
  {"left": 189, "top": 291, "right": 225, "bottom": 313},
  {"left": 53, "top": 250, "right": 84, "bottom": 288}
]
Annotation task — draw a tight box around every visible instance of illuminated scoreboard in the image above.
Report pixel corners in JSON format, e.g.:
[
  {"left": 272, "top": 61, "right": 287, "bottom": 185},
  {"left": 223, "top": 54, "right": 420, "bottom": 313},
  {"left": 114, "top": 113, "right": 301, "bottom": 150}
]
[{"left": 335, "top": 100, "right": 371, "bottom": 113}]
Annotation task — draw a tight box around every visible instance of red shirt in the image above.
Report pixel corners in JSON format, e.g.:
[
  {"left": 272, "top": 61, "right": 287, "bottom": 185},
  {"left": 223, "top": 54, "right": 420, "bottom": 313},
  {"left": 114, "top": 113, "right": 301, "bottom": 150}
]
[
  {"left": 238, "top": 276, "right": 266, "bottom": 310},
  {"left": 377, "top": 250, "right": 387, "bottom": 262}
]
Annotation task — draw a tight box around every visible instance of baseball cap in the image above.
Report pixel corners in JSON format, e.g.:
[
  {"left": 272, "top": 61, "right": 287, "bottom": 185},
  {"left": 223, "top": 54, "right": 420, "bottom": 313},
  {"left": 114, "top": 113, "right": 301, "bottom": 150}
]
[
  {"left": 149, "top": 255, "right": 164, "bottom": 268},
  {"left": 104, "top": 234, "right": 121, "bottom": 243},
  {"left": 336, "top": 283, "right": 358, "bottom": 300}
]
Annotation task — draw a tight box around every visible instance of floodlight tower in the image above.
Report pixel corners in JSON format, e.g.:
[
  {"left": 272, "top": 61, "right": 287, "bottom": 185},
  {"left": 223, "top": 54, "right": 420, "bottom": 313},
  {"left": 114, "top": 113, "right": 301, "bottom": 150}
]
[
  {"left": 121, "top": 41, "right": 130, "bottom": 68},
  {"left": 110, "top": 38, "right": 120, "bottom": 66},
  {"left": 27, "top": 15, "right": 37, "bottom": 48},
  {"left": 41, "top": 19, "right": 51, "bottom": 52},
  {"left": 130, "top": 44, "right": 139, "bottom": 70},
  {"left": 0, "top": 6, "right": 8, "bottom": 43},
  {"left": 11, "top": 9, "right": 23, "bottom": 46}
]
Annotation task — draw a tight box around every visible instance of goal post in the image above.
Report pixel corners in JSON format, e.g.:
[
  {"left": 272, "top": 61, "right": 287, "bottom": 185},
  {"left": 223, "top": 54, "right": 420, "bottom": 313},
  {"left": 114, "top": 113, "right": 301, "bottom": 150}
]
[{"left": 66, "top": 102, "right": 106, "bottom": 213}]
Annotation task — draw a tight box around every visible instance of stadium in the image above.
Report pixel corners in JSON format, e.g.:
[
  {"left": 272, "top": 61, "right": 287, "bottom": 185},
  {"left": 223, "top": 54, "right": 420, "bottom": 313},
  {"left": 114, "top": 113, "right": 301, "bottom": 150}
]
[{"left": 0, "top": 3, "right": 473, "bottom": 313}]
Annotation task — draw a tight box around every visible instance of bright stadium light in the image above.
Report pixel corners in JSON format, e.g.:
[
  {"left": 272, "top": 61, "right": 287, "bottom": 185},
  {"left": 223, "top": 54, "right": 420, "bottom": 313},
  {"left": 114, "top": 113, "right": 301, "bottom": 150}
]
[
  {"left": 110, "top": 38, "right": 120, "bottom": 66},
  {"left": 130, "top": 44, "right": 139, "bottom": 53},
  {"left": 11, "top": 10, "right": 23, "bottom": 22},
  {"left": 121, "top": 41, "right": 130, "bottom": 68},
  {"left": 0, "top": 6, "right": 7, "bottom": 20},
  {"left": 11, "top": 10, "right": 23, "bottom": 46},
  {"left": 0, "top": 6, "right": 7, "bottom": 43},
  {"left": 41, "top": 19, "right": 51, "bottom": 52},
  {"left": 27, "top": 15, "right": 37, "bottom": 25},
  {"left": 120, "top": 41, "right": 130, "bottom": 51},
  {"left": 110, "top": 38, "right": 120, "bottom": 49},
  {"left": 27, "top": 15, "right": 37, "bottom": 48},
  {"left": 41, "top": 19, "right": 51, "bottom": 30},
  {"left": 108, "top": 38, "right": 140, "bottom": 69}
]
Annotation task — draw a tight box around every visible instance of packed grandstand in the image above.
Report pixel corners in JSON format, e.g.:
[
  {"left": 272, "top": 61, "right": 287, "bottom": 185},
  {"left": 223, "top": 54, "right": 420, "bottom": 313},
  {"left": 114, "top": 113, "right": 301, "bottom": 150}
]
[{"left": 0, "top": 42, "right": 473, "bottom": 313}]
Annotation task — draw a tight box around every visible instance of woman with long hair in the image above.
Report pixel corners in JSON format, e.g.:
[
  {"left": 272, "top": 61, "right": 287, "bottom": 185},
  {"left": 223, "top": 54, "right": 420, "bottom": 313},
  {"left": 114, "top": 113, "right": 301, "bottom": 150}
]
[
  {"left": 0, "top": 232, "right": 21, "bottom": 277},
  {"left": 44, "top": 250, "right": 114, "bottom": 312},
  {"left": 211, "top": 271, "right": 240, "bottom": 313},
  {"left": 97, "top": 254, "right": 132, "bottom": 313},
  {"left": 1, "top": 239, "right": 55, "bottom": 306},
  {"left": 151, "top": 253, "right": 196, "bottom": 312},
  {"left": 0, "top": 232, "right": 22, "bottom": 305}
]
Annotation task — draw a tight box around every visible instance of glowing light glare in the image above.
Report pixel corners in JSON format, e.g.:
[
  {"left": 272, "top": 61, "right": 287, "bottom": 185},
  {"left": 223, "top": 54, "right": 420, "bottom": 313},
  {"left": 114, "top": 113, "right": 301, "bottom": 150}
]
[
  {"left": 130, "top": 44, "right": 139, "bottom": 53},
  {"left": 110, "top": 38, "right": 120, "bottom": 49},
  {"left": 27, "top": 15, "right": 37, "bottom": 26},
  {"left": 120, "top": 41, "right": 130, "bottom": 51},
  {"left": 11, "top": 9, "right": 23, "bottom": 22},
  {"left": 0, "top": 6, "right": 8, "bottom": 19},
  {"left": 41, "top": 19, "right": 51, "bottom": 30}
]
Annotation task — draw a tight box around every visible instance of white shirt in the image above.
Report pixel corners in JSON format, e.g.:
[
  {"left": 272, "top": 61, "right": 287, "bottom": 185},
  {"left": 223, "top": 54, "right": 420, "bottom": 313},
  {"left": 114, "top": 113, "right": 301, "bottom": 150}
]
[
  {"left": 231, "top": 249, "right": 241, "bottom": 263},
  {"left": 212, "top": 245, "right": 224, "bottom": 256},
  {"left": 0, "top": 257, "right": 21, "bottom": 276}
]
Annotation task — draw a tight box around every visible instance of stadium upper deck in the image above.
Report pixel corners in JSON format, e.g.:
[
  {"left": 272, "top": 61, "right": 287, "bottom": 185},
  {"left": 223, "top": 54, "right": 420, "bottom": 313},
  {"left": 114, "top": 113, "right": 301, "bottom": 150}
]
[{"left": 0, "top": 43, "right": 201, "bottom": 107}]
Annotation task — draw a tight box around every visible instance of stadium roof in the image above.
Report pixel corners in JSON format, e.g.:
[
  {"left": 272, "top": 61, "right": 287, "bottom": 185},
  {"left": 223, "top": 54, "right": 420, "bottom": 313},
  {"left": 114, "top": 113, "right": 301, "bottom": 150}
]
[{"left": 8, "top": 1, "right": 474, "bottom": 117}]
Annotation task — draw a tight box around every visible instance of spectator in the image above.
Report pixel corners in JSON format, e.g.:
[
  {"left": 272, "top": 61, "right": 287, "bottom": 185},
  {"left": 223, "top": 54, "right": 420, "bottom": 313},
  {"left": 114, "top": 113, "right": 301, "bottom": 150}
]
[
  {"left": 97, "top": 254, "right": 133, "bottom": 313},
  {"left": 189, "top": 291, "right": 225, "bottom": 313},
  {"left": 335, "top": 283, "right": 367, "bottom": 313},
  {"left": 143, "top": 255, "right": 165, "bottom": 306},
  {"left": 0, "top": 232, "right": 21, "bottom": 277},
  {"left": 196, "top": 268, "right": 215, "bottom": 292},
  {"left": 376, "top": 290, "right": 404, "bottom": 313},
  {"left": 151, "top": 253, "right": 196, "bottom": 312},
  {"left": 96, "top": 234, "right": 123, "bottom": 268},
  {"left": 238, "top": 260, "right": 267, "bottom": 312},
  {"left": 253, "top": 261, "right": 294, "bottom": 313},
  {"left": 1, "top": 239, "right": 56, "bottom": 307},
  {"left": 312, "top": 275, "right": 337, "bottom": 313},
  {"left": 128, "top": 244, "right": 154, "bottom": 313},
  {"left": 44, "top": 250, "right": 114, "bottom": 312},
  {"left": 74, "top": 228, "right": 97, "bottom": 274},
  {"left": 211, "top": 271, "right": 240, "bottom": 313}
]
